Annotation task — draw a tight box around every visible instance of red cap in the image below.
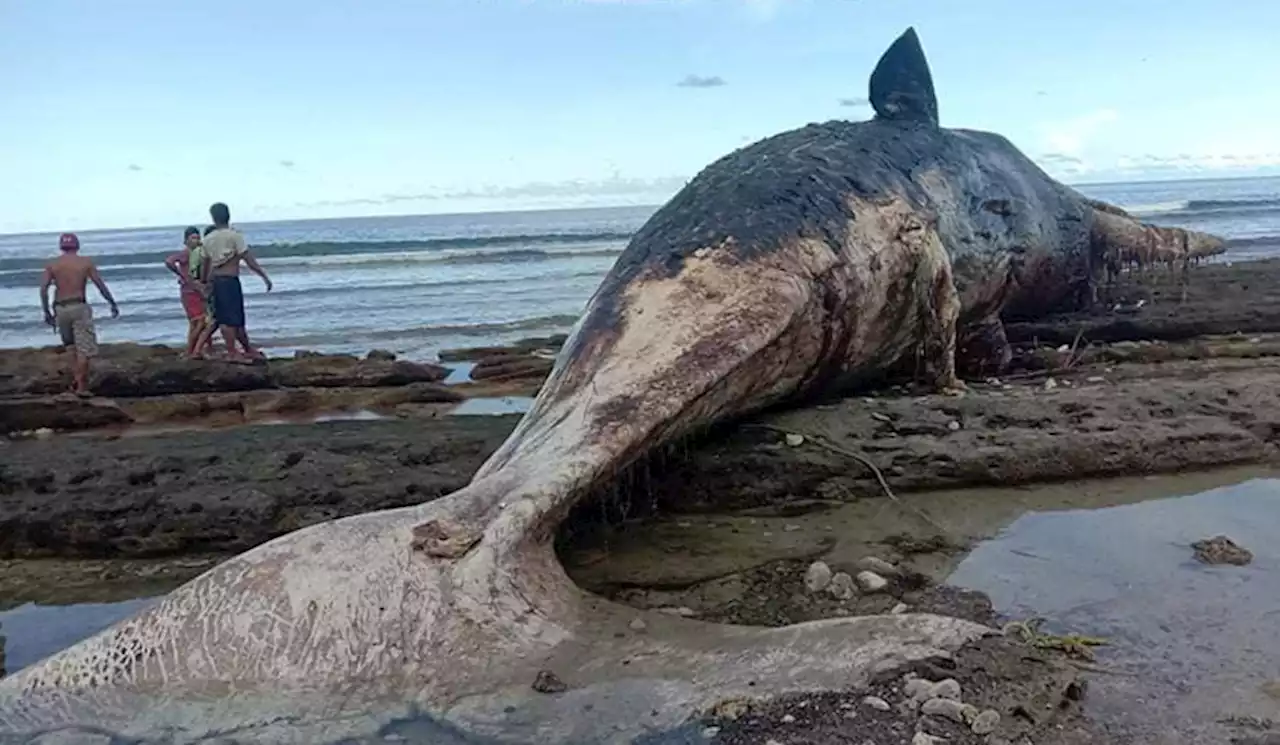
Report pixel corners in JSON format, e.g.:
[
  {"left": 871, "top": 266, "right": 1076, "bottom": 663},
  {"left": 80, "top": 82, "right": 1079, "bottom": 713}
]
[{"left": 59, "top": 233, "right": 80, "bottom": 251}]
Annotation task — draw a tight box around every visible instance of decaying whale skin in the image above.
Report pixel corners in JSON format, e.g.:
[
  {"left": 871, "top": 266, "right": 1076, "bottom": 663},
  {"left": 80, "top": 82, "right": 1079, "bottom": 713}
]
[{"left": 0, "top": 26, "right": 1225, "bottom": 745}]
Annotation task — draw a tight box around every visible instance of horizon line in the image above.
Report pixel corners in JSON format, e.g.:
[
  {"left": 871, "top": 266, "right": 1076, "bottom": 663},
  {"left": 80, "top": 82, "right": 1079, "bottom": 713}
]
[{"left": 2, "top": 172, "right": 1277, "bottom": 239}]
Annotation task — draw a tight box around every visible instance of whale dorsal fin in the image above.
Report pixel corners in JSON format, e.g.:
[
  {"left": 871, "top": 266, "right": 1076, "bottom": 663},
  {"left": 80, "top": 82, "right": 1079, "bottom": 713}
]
[{"left": 868, "top": 27, "right": 939, "bottom": 126}]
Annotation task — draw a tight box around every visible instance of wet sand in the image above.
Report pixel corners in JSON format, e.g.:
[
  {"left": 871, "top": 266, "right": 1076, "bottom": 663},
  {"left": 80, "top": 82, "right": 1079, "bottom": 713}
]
[{"left": 6, "top": 260, "right": 1280, "bottom": 742}]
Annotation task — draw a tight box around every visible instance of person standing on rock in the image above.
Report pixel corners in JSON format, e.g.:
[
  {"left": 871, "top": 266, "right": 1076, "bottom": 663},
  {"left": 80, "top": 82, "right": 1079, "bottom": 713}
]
[
  {"left": 200, "top": 202, "right": 272, "bottom": 363},
  {"left": 164, "top": 226, "right": 213, "bottom": 358},
  {"left": 38, "top": 233, "right": 120, "bottom": 397}
]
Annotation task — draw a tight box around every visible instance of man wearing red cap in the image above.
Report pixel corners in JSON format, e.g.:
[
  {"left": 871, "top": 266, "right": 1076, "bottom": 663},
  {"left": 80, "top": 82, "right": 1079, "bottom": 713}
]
[{"left": 39, "top": 232, "right": 120, "bottom": 396}]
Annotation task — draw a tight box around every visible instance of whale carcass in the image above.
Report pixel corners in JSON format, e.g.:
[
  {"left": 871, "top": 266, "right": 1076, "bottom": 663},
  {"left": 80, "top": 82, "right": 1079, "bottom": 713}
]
[{"left": 0, "top": 27, "right": 1225, "bottom": 744}]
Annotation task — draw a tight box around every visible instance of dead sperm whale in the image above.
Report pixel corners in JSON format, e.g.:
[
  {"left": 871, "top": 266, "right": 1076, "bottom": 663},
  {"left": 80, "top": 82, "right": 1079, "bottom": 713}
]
[{"left": 0, "top": 26, "right": 1224, "bottom": 744}]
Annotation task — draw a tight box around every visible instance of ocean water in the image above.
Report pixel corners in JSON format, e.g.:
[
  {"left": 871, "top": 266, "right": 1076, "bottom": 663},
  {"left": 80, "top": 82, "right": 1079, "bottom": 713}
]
[{"left": 2, "top": 177, "right": 1279, "bottom": 361}]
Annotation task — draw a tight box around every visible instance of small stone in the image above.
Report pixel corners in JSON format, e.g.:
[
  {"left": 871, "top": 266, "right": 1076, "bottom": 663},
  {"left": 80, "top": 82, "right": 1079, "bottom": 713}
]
[
  {"left": 1192, "top": 535, "right": 1253, "bottom": 566},
  {"left": 903, "top": 678, "right": 934, "bottom": 701},
  {"left": 709, "top": 697, "right": 751, "bottom": 721},
  {"left": 912, "top": 733, "right": 946, "bottom": 745},
  {"left": 701, "top": 726, "right": 721, "bottom": 739},
  {"left": 785, "top": 433, "right": 805, "bottom": 447},
  {"left": 784, "top": 524, "right": 801, "bottom": 532},
  {"left": 629, "top": 617, "right": 647, "bottom": 632},
  {"left": 34, "top": 427, "right": 53, "bottom": 440},
  {"left": 920, "top": 697, "right": 967, "bottom": 722},
  {"left": 366, "top": 348, "right": 397, "bottom": 361},
  {"left": 871, "top": 412, "right": 892, "bottom": 422},
  {"left": 1056, "top": 344, "right": 1070, "bottom": 352},
  {"left": 828, "top": 572, "right": 856, "bottom": 600},
  {"left": 856, "top": 570, "right": 889, "bottom": 593},
  {"left": 656, "top": 606, "right": 696, "bottom": 617},
  {"left": 780, "top": 714, "right": 796, "bottom": 723},
  {"left": 855, "top": 556, "right": 899, "bottom": 576},
  {"left": 1086, "top": 376, "right": 1105, "bottom": 382},
  {"left": 971, "top": 708, "right": 1001, "bottom": 735},
  {"left": 931, "top": 678, "right": 961, "bottom": 700},
  {"left": 1043, "top": 377, "right": 1058, "bottom": 391},
  {"left": 947, "top": 420, "right": 961, "bottom": 431},
  {"left": 804, "top": 561, "right": 833, "bottom": 593},
  {"left": 532, "top": 669, "right": 567, "bottom": 694},
  {"left": 862, "top": 695, "right": 891, "bottom": 711},
  {"left": 891, "top": 603, "right": 909, "bottom": 614}
]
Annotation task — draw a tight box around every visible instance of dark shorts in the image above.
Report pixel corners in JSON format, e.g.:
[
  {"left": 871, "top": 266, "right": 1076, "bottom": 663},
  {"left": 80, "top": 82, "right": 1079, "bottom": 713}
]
[{"left": 211, "top": 276, "right": 246, "bottom": 327}]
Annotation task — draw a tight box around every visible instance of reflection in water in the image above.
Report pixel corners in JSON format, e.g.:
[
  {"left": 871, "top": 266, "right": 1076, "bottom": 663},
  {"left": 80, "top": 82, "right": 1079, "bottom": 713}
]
[
  {"left": 949, "top": 477, "right": 1280, "bottom": 738},
  {"left": 450, "top": 396, "right": 534, "bottom": 416},
  {"left": 0, "top": 597, "right": 158, "bottom": 674}
]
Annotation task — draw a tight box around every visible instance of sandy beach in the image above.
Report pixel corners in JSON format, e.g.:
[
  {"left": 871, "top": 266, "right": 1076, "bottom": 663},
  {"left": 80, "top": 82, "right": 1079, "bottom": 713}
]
[{"left": 5, "top": 258, "right": 1280, "bottom": 742}]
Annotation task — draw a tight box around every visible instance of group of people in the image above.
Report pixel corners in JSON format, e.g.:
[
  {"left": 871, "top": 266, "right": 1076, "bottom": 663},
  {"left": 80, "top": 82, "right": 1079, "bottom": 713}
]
[{"left": 39, "top": 202, "right": 273, "bottom": 397}]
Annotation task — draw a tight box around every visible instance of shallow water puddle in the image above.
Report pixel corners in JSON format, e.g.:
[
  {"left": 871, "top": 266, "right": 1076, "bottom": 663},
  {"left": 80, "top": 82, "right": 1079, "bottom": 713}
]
[
  {"left": 948, "top": 476, "right": 1280, "bottom": 736},
  {"left": 450, "top": 396, "right": 534, "bottom": 415},
  {"left": 0, "top": 597, "right": 158, "bottom": 674}
]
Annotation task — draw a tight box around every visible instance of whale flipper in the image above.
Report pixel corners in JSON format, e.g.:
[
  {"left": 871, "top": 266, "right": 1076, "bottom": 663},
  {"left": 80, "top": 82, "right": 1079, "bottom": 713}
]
[{"left": 869, "top": 27, "right": 939, "bottom": 126}]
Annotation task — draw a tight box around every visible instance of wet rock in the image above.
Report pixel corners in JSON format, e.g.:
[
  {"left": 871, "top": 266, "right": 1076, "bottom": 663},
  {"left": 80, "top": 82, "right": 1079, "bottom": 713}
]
[
  {"left": 804, "top": 561, "right": 833, "bottom": 593},
  {"left": 274, "top": 356, "right": 447, "bottom": 388},
  {"left": 784, "top": 433, "right": 805, "bottom": 447},
  {"left": 920, "top": 697, "right": 968, "bottom": 722},
  {"left": 532, "top": 669, "right": 567, "bottom": 693},
  {"left": 629, "top": 617, "right": 647, "bottom": 632},
  {"left": 904, "top": 677, "right": 961, "bottom": 707},
  {"left": 891, "top": 602, "right": 909, "bottom": 614},
  {"left": 971, "top": 708, "right": 1001, "bottom": 734},
  {"left": 437, "top": 335, "right": 567, "bottom": 363},
  {"left": 0, "top": 343, "right": 448, "bottom": 400},
  {"left": 912, "top": 733, "right": 945, "bottom": 745},
  {"left": 856, "top": 570, "right": 889, "bottom": 593},
  {"left": 1043, "top": 377, "right": 1058, "bottom": 391},
  {"left": 0, "top": 396, "right": 132, "bottom": 434},
  {"left": 855, "top": 556, "right": 900, "bottom": 576},
  {"left": 903, "top": 677, "right": 934, "bottom": 702},
  {"left": 861, "top": 695, "right": 890, "bottom": 711},
  {"left": 469, "top": 355, "right": 554, "bottom": 382},
  {"left": 827, "top": 571, "right": 856, "bottom": 600},
  {"left": 366, "top": 349, "right": 397, "bottom": 361},
  {"left": 931, "top": 678, "right": 961, "bottom": 700},
  {"left": 780, "top": 714, "right": 796, "bottom": 723},
  {"left": 373, "top": 382, "right": 465, "bottom": 406},
  {"left": 1192, "top": 534, "right": 1253, "bottom": 565},
  {"left": 700, "top": 726, "right": 720, "bottom": 739}
]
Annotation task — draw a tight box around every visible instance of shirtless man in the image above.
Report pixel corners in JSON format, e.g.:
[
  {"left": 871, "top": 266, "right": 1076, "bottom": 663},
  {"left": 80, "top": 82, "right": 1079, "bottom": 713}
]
[
  {"left": 199, "top": 202, "right": 272, "bottom": 362},
  {"left": 39, "top": 233, "right": 120, "bottom": 396}
]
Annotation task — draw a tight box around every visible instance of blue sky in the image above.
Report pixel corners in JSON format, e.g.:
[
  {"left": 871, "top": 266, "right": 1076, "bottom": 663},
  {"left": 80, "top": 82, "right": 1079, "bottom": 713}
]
[{"left": 3, "top": 0, "right": 1278, "bottom": 233}]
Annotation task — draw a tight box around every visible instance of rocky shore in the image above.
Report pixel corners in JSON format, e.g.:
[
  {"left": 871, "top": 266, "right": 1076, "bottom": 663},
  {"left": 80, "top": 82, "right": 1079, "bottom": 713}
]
[
  {"left": 4, "top": 259, "right": 1280, "bottom": 565},
  {"left": 6, "top": 259, "right": 1280, "bottom": 742},
  {"left": 0, "top": 336, "right": 562, "bottom": 435}
]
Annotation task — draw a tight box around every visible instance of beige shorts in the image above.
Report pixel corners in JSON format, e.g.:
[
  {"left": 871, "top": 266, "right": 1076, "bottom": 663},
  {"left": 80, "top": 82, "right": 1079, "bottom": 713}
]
[{"left": 55, "top": 302, "right": 99, "bottom": 358}]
